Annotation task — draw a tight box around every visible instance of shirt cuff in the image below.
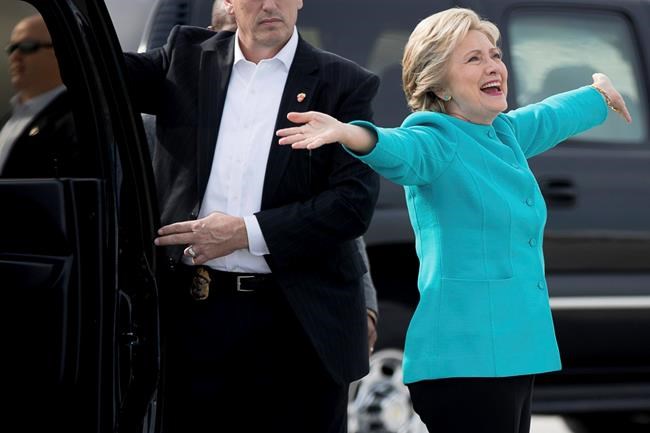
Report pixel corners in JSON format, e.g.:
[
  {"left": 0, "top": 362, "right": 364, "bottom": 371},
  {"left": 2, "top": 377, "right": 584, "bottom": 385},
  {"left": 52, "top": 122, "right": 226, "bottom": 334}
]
[{"left": 243, "top": 215, "right": 270, "bottom": 256}]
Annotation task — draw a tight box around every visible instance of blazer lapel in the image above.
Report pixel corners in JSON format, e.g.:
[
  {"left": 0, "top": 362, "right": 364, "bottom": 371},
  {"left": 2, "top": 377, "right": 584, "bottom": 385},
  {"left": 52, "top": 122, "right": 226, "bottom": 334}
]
[
  {"left": 262, "top": 38, "right": 319, "bottom": 208},
  {"left": 197, "top": 34, "right": 235, "bottom": 204}
]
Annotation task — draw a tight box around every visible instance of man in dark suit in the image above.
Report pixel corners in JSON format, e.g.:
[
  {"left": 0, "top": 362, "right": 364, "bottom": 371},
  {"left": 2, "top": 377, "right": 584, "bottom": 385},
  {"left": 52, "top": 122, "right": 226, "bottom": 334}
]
[
  {"left": 124, "top": 0, "right": 380, "bottom": 432},
  {"left": 0, "top": 15, "right": 81, "bottom": 178}
]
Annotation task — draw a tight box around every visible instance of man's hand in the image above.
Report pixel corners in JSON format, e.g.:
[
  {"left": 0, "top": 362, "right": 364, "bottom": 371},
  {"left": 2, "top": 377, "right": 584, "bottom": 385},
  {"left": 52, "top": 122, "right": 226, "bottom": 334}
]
[
  {"left": 154, "top": 211, "right": 248, "bottom": 265},
  {"left": 367, "top": 309, "right": 378, "bottom": 358}
]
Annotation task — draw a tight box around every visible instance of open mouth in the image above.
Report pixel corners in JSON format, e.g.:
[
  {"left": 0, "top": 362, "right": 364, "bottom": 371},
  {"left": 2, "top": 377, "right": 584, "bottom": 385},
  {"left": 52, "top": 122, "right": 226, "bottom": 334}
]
[{"left": 480, "top": 81, "right": 502, "bottom": 95}]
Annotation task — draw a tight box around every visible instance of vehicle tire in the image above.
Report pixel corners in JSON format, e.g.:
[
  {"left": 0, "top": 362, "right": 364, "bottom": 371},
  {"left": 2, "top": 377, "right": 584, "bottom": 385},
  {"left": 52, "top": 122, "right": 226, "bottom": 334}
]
[
  {"left": 348, "top": 302, "right": 429, "bottom": 433},
  {"left": 564, "top": 412, "right": 650, "bottom": 433}
]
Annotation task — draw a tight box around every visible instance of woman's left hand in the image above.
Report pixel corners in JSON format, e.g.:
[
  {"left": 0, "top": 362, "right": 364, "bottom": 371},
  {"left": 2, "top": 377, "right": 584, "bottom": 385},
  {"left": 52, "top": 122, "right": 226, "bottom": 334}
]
[{"left": 592, "top": 73, "right": 633, "bottom": 123}]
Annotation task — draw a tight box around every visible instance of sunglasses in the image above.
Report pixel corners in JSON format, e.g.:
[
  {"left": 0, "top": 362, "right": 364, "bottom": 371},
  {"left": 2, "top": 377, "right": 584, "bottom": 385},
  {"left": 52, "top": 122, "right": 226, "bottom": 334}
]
[{"left": 5, "top": 40, "right": 53, "bottom": 55}]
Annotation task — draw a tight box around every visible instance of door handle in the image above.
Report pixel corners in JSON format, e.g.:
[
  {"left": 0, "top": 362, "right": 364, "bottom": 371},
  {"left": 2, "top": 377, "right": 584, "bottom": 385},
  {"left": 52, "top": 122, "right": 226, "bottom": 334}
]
[{"left": 539, "top": 178, "right": 576, "bottom": 207}]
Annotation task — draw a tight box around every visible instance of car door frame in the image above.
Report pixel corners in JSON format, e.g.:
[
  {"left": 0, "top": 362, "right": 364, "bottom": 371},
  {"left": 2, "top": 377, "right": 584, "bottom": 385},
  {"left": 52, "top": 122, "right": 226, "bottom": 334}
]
[{"left": 2, "top": 0, "right": 162, "bottom": 431}]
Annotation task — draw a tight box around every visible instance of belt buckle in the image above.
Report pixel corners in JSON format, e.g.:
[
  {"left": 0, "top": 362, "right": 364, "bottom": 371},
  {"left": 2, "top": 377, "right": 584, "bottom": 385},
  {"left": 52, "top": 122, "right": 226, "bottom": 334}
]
[{"left": 236, "top": 275, "right": 255, "bottom": 292}]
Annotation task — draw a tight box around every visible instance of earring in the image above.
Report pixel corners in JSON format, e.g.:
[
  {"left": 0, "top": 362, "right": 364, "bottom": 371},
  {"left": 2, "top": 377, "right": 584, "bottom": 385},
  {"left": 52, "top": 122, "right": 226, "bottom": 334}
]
[{"left": 442, "top": 95, "right": 451, "bottom": 101}]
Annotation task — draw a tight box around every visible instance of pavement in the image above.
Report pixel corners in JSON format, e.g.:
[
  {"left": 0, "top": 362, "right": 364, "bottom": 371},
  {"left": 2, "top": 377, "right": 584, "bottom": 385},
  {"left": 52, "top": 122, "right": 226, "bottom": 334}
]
[{"left": 532, "top": 416, "right": 571, "bottom": 433}]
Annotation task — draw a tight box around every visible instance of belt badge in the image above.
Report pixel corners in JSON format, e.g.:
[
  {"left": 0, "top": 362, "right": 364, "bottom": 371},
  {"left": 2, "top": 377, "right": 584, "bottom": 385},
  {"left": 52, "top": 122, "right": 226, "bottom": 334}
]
[{"left": 190, "top": 266, "right": 211, "bottom": 300}]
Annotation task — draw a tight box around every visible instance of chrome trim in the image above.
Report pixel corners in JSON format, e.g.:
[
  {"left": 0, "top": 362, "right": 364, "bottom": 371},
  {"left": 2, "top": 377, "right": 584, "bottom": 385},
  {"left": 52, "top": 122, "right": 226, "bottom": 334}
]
[{"left": 550, "top": 296, "right": 650, "bottom": 310}]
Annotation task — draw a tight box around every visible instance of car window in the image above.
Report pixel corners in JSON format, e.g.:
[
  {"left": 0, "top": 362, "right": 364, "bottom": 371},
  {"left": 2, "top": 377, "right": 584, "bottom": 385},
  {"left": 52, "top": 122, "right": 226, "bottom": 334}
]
[
  {"left": 299, "top": 26, "right": 410, "bottom": 128},
  {"left": 0, "top": 2, "right": 39, "bottom": 115},
  {"left": 508, "top": 9, "right": 647, "bottom": 143},
  {"left": 0, "top": 3, "right": 93, "bottom": 179}
]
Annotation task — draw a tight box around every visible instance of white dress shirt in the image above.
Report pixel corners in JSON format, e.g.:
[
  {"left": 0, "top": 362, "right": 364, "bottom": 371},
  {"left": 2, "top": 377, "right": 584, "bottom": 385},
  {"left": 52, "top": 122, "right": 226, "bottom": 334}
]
[
  {"left": 191, "top": 28, "right": 299, "bottom": 273},
  {"left": 0, "top": 85, "right": 66, "bottom": 174}
]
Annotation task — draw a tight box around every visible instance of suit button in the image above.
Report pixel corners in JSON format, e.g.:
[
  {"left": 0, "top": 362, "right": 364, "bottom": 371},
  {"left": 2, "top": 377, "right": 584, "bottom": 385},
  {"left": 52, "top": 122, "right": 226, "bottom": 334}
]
[
  {"left": 529, "top": 238, "right": 537, "bottom": 247},
  {"left": 487, "top": 129, "right": 496, "bottom": 138},
  {"left": 526, "top": 198, "right": 534, "bottom": 206},
  {"left": 537, "top": 281, "right": 545, "bottom": 290}
]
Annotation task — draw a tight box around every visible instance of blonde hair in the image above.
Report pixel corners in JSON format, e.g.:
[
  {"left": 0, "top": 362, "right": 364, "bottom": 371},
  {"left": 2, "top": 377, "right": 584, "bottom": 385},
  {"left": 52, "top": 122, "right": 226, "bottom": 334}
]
[{"left": 402, "top": 8, "right": 500, "bottom": 113}]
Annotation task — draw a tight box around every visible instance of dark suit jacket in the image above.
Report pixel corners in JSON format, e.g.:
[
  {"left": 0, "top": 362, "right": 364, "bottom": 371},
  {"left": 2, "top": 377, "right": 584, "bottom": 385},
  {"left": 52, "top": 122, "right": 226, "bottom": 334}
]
[
  {"left": 124, "top": 27, "right": 380, "bottom": 384},
  {"left": 1, "top": 92, "right": 84, "bottom": 178}
]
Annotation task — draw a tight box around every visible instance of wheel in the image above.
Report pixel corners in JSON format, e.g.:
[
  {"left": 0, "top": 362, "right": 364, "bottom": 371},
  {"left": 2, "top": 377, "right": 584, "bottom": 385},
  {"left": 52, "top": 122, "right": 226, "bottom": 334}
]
[{"left": 348, "top": 349, "right": 429, "bottom": 433}]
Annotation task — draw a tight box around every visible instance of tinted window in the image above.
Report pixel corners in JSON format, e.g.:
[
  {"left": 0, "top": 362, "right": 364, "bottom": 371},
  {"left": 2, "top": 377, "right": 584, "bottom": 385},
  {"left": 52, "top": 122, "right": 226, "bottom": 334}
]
[
  {"left": 300, "top": 27, "right": 411, "bottom": 127},
  {"left": 0, "top": 2, "right": 39, "bottom": 115},
  {"left": 298, "top": 0, "right": 457, "bottom": 127},
  {"left": 508, "top": 9, "right": 647, "bottom": 143}
]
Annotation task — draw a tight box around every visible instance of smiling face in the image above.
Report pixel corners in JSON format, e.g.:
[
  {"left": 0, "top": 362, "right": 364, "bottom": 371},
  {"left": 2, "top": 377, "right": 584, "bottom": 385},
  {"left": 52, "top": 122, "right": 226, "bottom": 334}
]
[
  {"left": 441, "top": 29, "right": 508, "bottom": 124},
  {"left": 224, "top": 0, "right": 302, "bottom": 62}
]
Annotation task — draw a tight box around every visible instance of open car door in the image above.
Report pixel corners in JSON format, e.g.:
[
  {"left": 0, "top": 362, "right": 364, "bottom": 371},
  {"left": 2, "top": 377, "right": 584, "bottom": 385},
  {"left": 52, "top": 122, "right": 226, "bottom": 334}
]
[{"left": 1, "top": 1, "right": 161, "bottom": 432}]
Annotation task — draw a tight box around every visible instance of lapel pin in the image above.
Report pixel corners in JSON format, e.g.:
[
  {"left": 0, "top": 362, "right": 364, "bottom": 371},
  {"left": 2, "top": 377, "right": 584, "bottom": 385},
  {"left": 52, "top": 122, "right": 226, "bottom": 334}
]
[
  {"left": 297, "top": 92, "right": 306, "bottom": 103},
  {"left": 29, "top": 126, "right": 40, "bottom": 137}
]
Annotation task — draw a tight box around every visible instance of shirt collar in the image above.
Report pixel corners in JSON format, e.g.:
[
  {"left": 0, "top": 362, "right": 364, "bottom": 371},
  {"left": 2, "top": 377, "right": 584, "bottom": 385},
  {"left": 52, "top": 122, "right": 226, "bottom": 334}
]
[
  {"left": 11, "top": 85, "right": 66, "bottom": 111},
  {"left": 233, "top": 26, "right": 298, "bottom": 70}
]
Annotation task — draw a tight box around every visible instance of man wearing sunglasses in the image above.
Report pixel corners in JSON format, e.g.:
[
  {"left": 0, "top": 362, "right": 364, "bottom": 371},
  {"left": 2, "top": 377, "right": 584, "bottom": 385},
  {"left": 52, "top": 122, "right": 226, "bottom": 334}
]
[{"left": 0, "top": 14, "right": 82, "bottom": 177}]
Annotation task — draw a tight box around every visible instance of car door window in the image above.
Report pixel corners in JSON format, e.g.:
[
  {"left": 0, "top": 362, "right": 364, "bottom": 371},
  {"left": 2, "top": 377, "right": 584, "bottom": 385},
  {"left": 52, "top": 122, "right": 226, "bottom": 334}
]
[
  {"left": 0, "top": 2, "right": 39, "bottom": 115},
  {"left": 508, "top": 9, "right": 647, "bottom": 143},
  {"left": 300, "top": 26, "right": 411, "bottom": 128}
]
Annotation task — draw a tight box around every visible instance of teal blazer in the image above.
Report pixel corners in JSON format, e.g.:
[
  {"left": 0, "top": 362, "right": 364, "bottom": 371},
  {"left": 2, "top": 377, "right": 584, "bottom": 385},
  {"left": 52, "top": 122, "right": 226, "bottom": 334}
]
[{"left": 351, "top": 86, "right": 607, "bottom": 382}]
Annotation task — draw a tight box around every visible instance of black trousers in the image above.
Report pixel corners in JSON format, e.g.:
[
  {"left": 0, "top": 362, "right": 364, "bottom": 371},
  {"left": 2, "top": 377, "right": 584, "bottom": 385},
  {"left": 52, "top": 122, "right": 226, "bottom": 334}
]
[
  {"left": 408, "top": 375, "right": 535, "bottom": 433},
  {"left": 161, "top": 268, "right": 348, "bottom": 433}
]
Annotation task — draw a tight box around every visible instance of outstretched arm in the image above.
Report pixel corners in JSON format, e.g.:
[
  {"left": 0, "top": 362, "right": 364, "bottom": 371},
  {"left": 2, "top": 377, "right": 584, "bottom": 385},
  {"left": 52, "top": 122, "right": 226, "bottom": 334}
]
[
  {"left": 505, "top": 72, "right": 632, "bottom": 158},
  {"left": 277, "top": 111, "right": 378, "bottom": 154}
]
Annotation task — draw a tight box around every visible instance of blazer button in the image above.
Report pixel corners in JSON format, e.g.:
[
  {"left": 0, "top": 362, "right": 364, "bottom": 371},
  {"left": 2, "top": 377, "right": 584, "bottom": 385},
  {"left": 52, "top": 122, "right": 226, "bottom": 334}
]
[
  {"left": 537, "top": 281, "right": 545, "bottom": 290},
  {"left": 529, "top": 238, "right": 537, "bottom": 247},
  {"left": 487, "top": 129, "right": 496, "bottom": 138},
  {"left": 526, "top": 198, "right": 534, "bottom": 206}
]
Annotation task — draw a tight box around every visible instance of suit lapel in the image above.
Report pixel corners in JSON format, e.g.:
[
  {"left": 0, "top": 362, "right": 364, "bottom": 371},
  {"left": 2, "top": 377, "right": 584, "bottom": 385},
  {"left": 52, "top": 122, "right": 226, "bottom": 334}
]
[
  {"left": 197, "top": 34, "right": 235, "bottom": 204},
  {"left": 5, "top": 91, "right": 68, "bottom": 152},
  {"left": 262, "top": 39, "right": 319, "bottom": 208}
]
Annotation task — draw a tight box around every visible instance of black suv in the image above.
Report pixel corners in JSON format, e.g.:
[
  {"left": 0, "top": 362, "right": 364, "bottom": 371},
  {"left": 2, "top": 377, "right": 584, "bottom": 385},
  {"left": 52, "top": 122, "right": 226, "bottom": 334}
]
[
  {"left": 2, "top": 0, "right": 649, "bottom": 432},
  {"left": 2, "top": 1, "right": 160, "bottom": 432}
]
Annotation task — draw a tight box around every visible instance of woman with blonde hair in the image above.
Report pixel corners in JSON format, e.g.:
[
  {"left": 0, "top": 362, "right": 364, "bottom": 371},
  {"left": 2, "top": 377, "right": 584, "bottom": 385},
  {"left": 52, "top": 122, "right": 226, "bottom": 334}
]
[{"left": 277, "top": 7, "right": 631, "bottom": 433}]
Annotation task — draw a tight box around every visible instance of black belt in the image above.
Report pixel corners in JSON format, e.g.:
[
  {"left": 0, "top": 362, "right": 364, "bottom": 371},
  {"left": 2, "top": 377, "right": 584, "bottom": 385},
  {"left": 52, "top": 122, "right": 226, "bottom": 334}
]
[{"left": 187, "top": 265, "right": 275, "bottom": 300}]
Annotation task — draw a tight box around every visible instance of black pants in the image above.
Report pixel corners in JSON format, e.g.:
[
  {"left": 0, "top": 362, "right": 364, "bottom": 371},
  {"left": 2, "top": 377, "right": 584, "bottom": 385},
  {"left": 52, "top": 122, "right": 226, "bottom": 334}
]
[
  {"left": 408, "top": 375, "right": 535, "bottom": 433},
  {"left": 161, "top": 269, "right": 348, "bottom": 433}
]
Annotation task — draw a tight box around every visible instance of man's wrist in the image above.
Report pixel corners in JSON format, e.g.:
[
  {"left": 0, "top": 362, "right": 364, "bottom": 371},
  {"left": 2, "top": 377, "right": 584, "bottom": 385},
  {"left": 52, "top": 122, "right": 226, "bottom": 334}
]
[{"left": 236, "top": 217, "right": 249, "bottom": 249}]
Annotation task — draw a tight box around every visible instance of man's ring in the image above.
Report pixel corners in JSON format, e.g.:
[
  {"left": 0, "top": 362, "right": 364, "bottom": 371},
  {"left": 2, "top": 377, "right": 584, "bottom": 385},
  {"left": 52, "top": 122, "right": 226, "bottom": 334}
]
[{"left": 187, "top": 245, "right": 197, "bottom": 258}]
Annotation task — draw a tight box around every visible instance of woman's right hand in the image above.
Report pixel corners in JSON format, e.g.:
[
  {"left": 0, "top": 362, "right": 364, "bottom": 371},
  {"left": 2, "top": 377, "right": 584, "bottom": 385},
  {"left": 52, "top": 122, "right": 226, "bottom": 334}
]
[{"left": 277, "top": 111, "right": 345, "bottom": 150}]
